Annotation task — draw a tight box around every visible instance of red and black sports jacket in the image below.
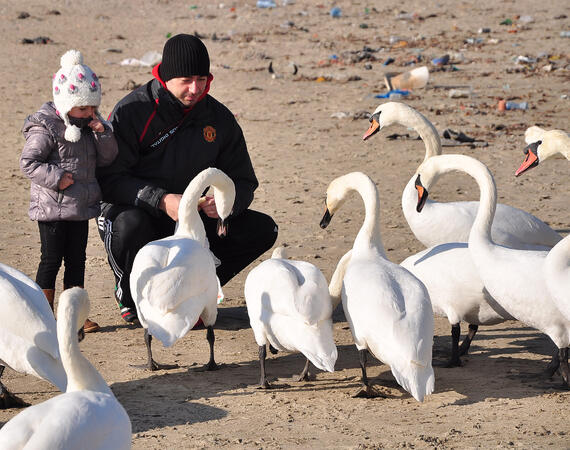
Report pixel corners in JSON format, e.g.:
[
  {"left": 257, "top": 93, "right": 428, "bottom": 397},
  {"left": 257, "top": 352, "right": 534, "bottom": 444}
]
[{"left": 97, "top": 68, "right": 258, "bottom": 217}]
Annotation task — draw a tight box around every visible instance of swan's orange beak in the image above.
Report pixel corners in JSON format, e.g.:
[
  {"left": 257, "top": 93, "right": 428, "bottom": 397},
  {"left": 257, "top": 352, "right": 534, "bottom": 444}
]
[
  {"left": 363, "top": 112, "right": 381, "bottom": 140},
  {"left": 515, "top": 141, "right": 541, "bottom": 176},
  {"left": 415, "top": 174, "right": 429, "bottom": 213}
]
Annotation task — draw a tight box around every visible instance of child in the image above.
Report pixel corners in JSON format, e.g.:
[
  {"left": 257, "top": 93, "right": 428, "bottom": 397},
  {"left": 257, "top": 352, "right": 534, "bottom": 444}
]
[{"left": 20, "top": 49, "right": 118, "bottom": 332}]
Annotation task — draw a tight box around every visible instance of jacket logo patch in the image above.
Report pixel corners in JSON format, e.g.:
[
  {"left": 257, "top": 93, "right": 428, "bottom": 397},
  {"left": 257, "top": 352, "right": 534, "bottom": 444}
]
[{"left": 203, "top": 126, "right": 216, "bottom": 143}]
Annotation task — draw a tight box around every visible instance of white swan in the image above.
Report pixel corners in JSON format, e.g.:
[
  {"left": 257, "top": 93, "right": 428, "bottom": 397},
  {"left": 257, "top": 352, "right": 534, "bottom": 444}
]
[
  {"left": 244, "top": 246, "right": 337, "bottom": 388},
  {"left": 362, "top": 102, "right": 561, "bottom": 249},
  {"left": 415, "top": 154, "right": 570, "bottom": 386},
  {"left": 320, "top": 172, "right": 434, "bottom": 401},
  {"left": 515, "top": 129, "right": 570, "bottom": 322},
  {"left": 0, "top": 262, "right": 67, "bottom": 407},
  {"left": 516, "top": 129, "right": 570, "bottom": 176},
  {"left": 0, "top": 287, "right": 132, "bottom": 449},
  {"left": 400, "top": 242, "right": 515, "bottom": 366},
  {"left": 130, "top": 168, "right": 235, "bottom": 371}
]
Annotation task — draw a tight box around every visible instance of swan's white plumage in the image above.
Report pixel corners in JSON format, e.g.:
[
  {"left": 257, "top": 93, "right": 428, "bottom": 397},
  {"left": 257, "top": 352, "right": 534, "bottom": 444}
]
[
  {"left": 130, "top": 168, "right": 235, "bottom": 347},
  {"left": 416, "top": 155, "right": 570, "bottom": 352},
  {"left": 401, "top": 243, "right": 514, "bottom": 326},
  {"left": 0, "top": 288, "right": 132, "bottom": 449},
  {"left": 0, "top": 262, "right": 66, "bottom": 392},
  {"left": 325, "top": 172, "right": 434, "bottom": 402},
  {"left": 365, "top": 102, "right": 561, "bottom": 249},
  {"left": 244, "top": 247, "right": 337, "bottom": 373},
  {"left": 518, "top": 128, "right": 570, "bottom": 321}
]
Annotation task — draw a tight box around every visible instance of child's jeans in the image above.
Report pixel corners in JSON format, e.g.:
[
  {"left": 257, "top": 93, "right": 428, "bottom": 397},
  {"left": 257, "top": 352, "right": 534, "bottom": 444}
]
[{"left": 36, "top": 220, "right": 89, "bottom": 289}]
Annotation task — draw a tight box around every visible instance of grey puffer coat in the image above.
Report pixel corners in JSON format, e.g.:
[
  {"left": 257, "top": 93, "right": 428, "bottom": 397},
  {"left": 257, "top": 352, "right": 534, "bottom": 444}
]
[{"left": 21, "top": 102, "right": 118, "bottom": 221}]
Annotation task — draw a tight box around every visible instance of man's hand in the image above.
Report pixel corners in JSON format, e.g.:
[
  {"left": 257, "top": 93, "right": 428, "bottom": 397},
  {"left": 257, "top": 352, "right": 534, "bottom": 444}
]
[
  {"left": 198, "top": 195, "right": 219, "bottom": 219},
  {"left": 159, "top": 193, "right": 182, "bottom": 221},
  {"left": 58, "top": 172, "right": 74, "bottom": 190}
]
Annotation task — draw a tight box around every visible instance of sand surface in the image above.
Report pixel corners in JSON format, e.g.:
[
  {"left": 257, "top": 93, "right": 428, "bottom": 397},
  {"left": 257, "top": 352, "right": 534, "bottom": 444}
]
[{"left": 0, "top": 0, "right": 569, "bottom": 448}]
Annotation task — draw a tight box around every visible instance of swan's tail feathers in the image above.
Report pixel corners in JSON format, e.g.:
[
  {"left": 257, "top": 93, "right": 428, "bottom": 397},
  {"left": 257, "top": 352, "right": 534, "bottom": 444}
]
[
  {"left": 271, "top": 246, "right": 288, "bottom": 259},
  {"left": 302, "top": 345, "right": 338, "bottom": 373},
  {"left": 390, "top": 363, "right": 435, "bottom": 402},
  {"left": 298, "top": 322, "right": 338, "bottom": 373}
]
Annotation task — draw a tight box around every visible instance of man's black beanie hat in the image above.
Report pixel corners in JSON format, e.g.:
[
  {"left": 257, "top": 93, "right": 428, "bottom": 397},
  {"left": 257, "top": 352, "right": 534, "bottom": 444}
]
[{"left": 159, "top": 34, "right": 210, "bottom": 81}]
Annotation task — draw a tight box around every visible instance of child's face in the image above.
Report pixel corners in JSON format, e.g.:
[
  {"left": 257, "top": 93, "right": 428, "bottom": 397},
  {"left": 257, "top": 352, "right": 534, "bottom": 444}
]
[{"left": 68, "top": 105, "right": 97, "bottom": 118}]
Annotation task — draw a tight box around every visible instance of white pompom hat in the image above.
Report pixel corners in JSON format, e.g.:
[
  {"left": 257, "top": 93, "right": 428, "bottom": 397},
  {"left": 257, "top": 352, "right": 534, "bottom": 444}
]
[{"left": 52, "top": 50, "right": 102, "bottom": 142}]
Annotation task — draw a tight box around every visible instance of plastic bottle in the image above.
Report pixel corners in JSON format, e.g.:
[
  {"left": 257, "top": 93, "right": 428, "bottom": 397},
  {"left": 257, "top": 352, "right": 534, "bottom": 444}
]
[
  {"left": 505, "top": 101, "right": 528, "bottom": 110},
  {"left": 256, "top": 0, "right": 276, "bottom": 7},
  {"left": 330, "top": 7, "right": 342, "bottom": 17}
]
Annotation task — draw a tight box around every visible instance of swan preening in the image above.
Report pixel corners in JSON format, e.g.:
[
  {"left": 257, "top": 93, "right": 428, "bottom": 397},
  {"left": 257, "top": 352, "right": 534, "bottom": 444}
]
[
  {"left": 244, "top": 246, "right": 337, "bottom": 388},
  {"left": 0, "top": 288, "right": 132, "bottom": 449},
  {"left": 0, "top": 263, "right": 67, "bottom": 408},
  {"left": 130, "top": 167, "right": 235, "bottom": 371},
  {"left": 415, "top": 154, "right": 570, "bottom": 386},
  {"left": 320, "top": 171, "right": 434, "bottom": 401},
  {"left": 362, "top": 102, "right": 561, "bottom": 250}
]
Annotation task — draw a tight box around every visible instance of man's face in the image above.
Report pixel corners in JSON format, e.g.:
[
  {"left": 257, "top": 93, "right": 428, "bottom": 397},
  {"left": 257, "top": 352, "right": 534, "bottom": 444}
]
[{"left": 165, "top": 75, "right": 209, "bottom": 107}]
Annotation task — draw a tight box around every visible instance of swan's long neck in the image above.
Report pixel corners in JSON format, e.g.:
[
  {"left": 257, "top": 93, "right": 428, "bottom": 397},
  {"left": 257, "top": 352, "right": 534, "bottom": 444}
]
[
  {"left": 387, "top": 106, "right": 441, "bottom": 161},
  {"left": 431, "top": 155, "right": 497, "bottom": 244},
  {"left": 329, "top": 250, "right": 351, "bottom": 309},
  {"left": 176, "top": 170, "right": 234, "bottom": 242},
  {"left": 344, "top": 175, "right": 386, "bottom": 255},
  {"left": 57, "top": 299, "right": 111, "bottom": 394}
]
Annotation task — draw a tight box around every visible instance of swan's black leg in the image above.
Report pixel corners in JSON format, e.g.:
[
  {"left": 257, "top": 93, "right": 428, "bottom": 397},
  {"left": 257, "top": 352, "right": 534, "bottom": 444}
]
[
  {"left": 545, "top": 347, "right": 560, "bottom": 378},
  {"left": 558, "top": 347, "right": 569, "bottom": 387},
  {"left": 458, "top": 324, "right": 479, "bottom": 356},
  {"left": 205, "top": 326, "right": 218, "bottom": 371},
  {"left": 294, "top": 358, "right": 311, "bottom": 382},
  {"left": 144, "top": 329, "right": 178, "bottom": 371},
  {"left": 0, "top": 365, "right": 29, "bottom": 409},
  {"left": 258, "top": 344, "right": 271, "bottom": 389}
]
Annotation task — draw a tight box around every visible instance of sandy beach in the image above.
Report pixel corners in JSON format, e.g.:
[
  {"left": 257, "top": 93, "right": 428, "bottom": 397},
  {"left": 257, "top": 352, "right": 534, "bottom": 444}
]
[{"left": 0, "top": 0, "right": 569, "bottom": 448}]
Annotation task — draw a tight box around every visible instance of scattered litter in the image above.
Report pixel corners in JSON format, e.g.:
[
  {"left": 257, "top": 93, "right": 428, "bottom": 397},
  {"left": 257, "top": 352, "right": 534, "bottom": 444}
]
[
  {"left": 21, "top": 36, "right": 52, "bottom": 44},
  {"left": 382, "top": 57, "right": 395, "bottom": 66},
  {"left": 384, "top": 66, "right": 429, "bottom": 91},
  {"left": 448, "top": 88, "right": 472, "bottom": 98},
  {"left": 101, "top": 48, "right": 123, "bottom": 53},
  {"left": 561, "top": 31, "right": 570, "bottom": 38},
  {"left": 374, "top": 89, "right": 410, "bottom": 99},
  {"left": 396, "top": 12, "right": 418, "bottom": 21},
  {"left": 500, "top": 18, "right": 513, "bottom": 25},
  {"left": 17, "top": 12, "right": 30, "bottom": 19},
  {"left": 497, "top": 100, "right": 528, "bottom": 111},
  {"left": 120, "top": 51, "right": 162, "bottom": 67},
  {"left": 256, "top": 0, "right": 276, "bottom": 7},
  {"left": 431, "top": 55, "right": 450, "bottom": 66},
  {"left": 330, "top": 7, "right": 341, "bottom": 18},
  {"left": 478, "top": 27, "right": 491, "bottom": 33},
  {"left": 442, "top": 129, "right": 488, "bottom": 147}
]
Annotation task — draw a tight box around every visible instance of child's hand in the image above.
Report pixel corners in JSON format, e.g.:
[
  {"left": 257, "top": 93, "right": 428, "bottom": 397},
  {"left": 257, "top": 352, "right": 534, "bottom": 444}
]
[
  {"left": 88, "top": 112, "right": 104, "bottom": 133},
  {"left": 58, "top": 172, "right": 74, "bottom": 190}
]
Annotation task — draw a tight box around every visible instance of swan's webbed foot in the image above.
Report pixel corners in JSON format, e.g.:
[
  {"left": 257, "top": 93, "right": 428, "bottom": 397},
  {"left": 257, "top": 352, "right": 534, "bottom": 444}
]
[
  {"left": 0, "top": 383, "right": 29, "bottom": 409},
  {"left": 257, "top": 378, "right": 272, "bottom": 389},
  {"left": 149, "top": 359, "right": 179, "bottom": 371},
  {"left": 293, "top": 358, "right": 315, "bottom": 382},
  {"left": 353, "top": 383, "right": 387, "bottom": 399},
  {"left": 458, "top": 324, "right": 478, "bottom": 356}
]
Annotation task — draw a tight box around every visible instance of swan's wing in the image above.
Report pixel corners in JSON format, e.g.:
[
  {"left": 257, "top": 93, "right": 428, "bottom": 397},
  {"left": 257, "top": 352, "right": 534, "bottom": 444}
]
[
  {"left": 0, "top": 391, "right": 132, "bottom": 450},
  {"left": 247, "top": 259, "right": 331, "bottom": 325},
  {"left": 0, "top": 268, "right": 59, "bottom": 359},
  {"left": 131, "top": 238, "right": 216, "bottom": 314}
]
